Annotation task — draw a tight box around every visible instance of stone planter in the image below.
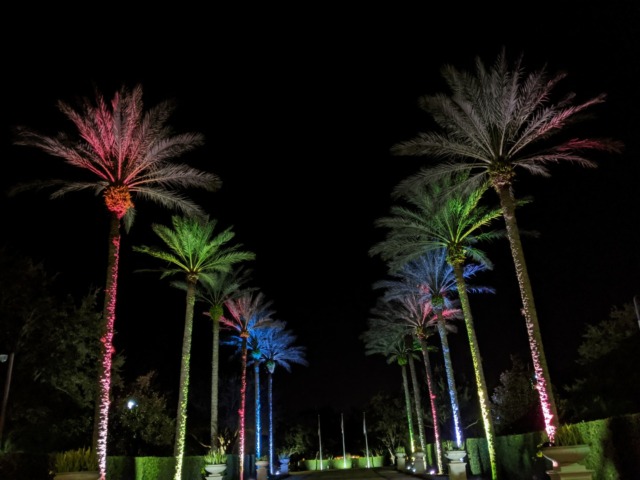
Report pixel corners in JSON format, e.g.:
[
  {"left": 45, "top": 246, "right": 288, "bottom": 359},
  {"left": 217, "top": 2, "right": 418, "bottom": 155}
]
[
  {"left": 203, "top": 463, "right": 227, "bottom": 479},
  {"left": 396, "top": 452, "right": 406, "bottom": 471},
  {"left": 278, "top": 457, "right": 290, "bottom": 474},
  {"left": 540, "top": 445, "right": 594, "bottom": 479},
  {"left": 256, "top": 460, "right": 269, "bottom": 480}
]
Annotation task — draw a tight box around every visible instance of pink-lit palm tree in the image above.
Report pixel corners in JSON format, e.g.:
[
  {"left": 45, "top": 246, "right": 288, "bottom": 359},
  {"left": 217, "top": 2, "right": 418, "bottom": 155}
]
[
  {"left": 220, "top": 291, "right": 274, "bottom": 480},
  {"left": 11, "top": 84, "right": 221, "bottom": 479},
  {"left": 391, "top": 49, "right": 622, "bottom": 443}
]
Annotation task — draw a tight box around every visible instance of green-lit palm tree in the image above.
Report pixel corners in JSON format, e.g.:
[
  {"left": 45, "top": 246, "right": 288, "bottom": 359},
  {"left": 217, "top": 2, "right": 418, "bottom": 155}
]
[
  {"left": 11, "top": 84, "right": 221, "bottom": 479},
  {"left": 391, "top": 49, "right": 622, "bottom": 442},
  {"left": 259, "top": 324, "right": 308, "bottom": 474},
  {"left": 133, "top": 215, "right": 255, "bottom": 480},
  {"left": 371, "top": 173, "right": 503, "bottom": 479},
  {"left": 197, "top": 267, "right": 255, "bottom": 449},
  {"left": 221, "top": 291, "right": 275, "bottom": 480},
  {"left": 361, "top": 302, "right": 419, "bottom": 453}
]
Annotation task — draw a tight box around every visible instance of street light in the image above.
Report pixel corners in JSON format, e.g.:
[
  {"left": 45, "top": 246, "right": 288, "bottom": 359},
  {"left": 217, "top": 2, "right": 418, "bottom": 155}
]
[{"left": 0, "top": 352, "right": 14, "bottom": 447}]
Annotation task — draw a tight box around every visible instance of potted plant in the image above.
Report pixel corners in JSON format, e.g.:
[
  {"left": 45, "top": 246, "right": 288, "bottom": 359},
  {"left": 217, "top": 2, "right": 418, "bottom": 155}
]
[
  {"left": 51, "top": 447, "right": 99, "bottom": 480},
  {"left": 256, "top": 455, "right": 269, "bottom": 480},
  {"left": 395, "top": 446, "right": 407, "bottom": 471},
  {"left": 277, "top": 447, "right": 298, "bottom": 474},
  {"left": 203, "top": 446, "right": 228, "bottom": 477},
  {"left": 443, "top": 439, "right": 467, "bottom": 462}
]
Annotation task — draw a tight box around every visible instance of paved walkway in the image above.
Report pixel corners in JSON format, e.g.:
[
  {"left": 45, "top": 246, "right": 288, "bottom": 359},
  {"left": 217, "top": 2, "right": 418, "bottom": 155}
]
[{"left": 286, "top": 466, "right": 487, "bottom": 479}]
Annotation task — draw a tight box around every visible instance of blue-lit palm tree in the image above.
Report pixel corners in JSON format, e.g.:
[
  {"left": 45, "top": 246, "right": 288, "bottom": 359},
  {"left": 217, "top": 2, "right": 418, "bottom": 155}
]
[
  {"left": 221, "top": 291, "right": 275, "bottom": 480},
  {"left": 133, "top": 215, "right": 255, "bottom": 480},
  {"left": 12, "top": 84, "right": 221, "bottom": 479},
  {"left": 371, "top": 173, "right": 503, "bottom": 479},
  {"left": 391, "top": 49, "right": 622, "bottom": 443},
  {"left": 259, "top": 325, "right": 308, "bottom": 474}
]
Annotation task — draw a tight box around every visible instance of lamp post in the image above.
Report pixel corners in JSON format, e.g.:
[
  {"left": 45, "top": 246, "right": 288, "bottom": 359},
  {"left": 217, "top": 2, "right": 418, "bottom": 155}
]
[{"left": 0, "top": 352, "right": 14, "bottom": 447}]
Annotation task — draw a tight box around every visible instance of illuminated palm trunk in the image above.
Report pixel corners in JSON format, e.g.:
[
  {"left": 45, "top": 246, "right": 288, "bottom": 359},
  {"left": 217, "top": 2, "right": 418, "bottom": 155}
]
[
  {"left": 434, "top": 312, "right": 463, "bottom": 448},
  {"left": 267, "top": 369, "right": 274, "bottom": 475},
  {"left": 173, "top": 279, "right": 197, "bottom": 480},
  {"left": 452, "top": 262, "right": 498, "bottom": 480},
  {"left": 497, "top": 186, "right": 559, "bottom": 442},
  {"left": 94, "top": 214, "right": 121, "bottom": 480},
  {"left": 239, "top": 332, "right": 249, "bottom": 480},
  {"left": 399, "top": 360, "right": 417, "bottom": 453},
  {"left": 210, "top": 307, "right": 222, "bottom": 448},
  {"left": 417, "top": 336, "right": 443, "bottom": 474},
  {"left": 405, "top": 336, "right": 427, "bottom": 454},
  {"left": 254, "top": 359, "right": 262, "bottom": 458}
]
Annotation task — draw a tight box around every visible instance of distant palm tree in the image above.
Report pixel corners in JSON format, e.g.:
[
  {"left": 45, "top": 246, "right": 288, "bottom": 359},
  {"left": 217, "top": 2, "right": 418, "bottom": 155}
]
[
  {"left": 133, "top": 215, "right": 255, "bottom": 480},
  {"left": 391, "top": 49, "right": 622, "bottom": 442},
  {"left": 196, "top": 267, "right": 255, "bottom": 449},
  {"left": 380, "top": 290, "right": 443, "bottom": 473},
  {"left": 380, "top": 251, "right": 472, "bottom": 451},
  {"left": 221, "top": 291, "right": 275, "bottom": 480},
  {"left": 362, "top": 303, "right": 419, "bottom": 453},
  {"left": 259, "top": 325, "right": 308, "bottom": 474},
  {"left": 371, "top": 174, "right": 503, "bottom": 479},
  {"left": 11, "top": 84, "right": 221, "bottom": 479}
]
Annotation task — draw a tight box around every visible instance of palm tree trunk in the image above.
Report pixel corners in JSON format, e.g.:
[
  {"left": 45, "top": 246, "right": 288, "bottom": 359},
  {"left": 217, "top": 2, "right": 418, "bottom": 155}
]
[
  {"left": 239, "top": 335, "right": 249, "bottom": 480},
  {"left": 173, "top": 280, "right": 197, "bottom": 480},
  {"left": 435, "top": 314, "right": 463, "bottom": 448},
  {"left": 268, "top": 372, "right": 274, "bottom": 475},
  {"left": 405, "top": 335, "right": 427, "bottom": 454},
  {"left": 400, "top": 363, "right": 417, "bottom": 453},
  {"left": 94, "top": 213, "right": 121, "bottom": 480},
  {"left": 417, "top": 336, "right": 444, "bottom": 474},
  {"left": 211, "top": 312, "right": 221, "bottom": 448},
  {"left": 254, "top": 362, "right": 261, "bottom": 458},
  {"left": 496, "top": 186, "right": 560, "bottom": 439},
  {"left": 452, "top": 263, "right": 499, "bottom": 480}
]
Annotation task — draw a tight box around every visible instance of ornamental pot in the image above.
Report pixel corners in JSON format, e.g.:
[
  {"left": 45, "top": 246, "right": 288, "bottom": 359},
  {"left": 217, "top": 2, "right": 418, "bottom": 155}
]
[
  {"left": 445, "top": 449, "right": 467, "bottom": 462},
  {"left": 204, "top": 463, "right": 227, "bottom": 475}
]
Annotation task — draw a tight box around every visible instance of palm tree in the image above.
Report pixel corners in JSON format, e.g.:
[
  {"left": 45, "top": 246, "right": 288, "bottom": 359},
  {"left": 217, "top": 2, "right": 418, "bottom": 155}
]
[
  {"left": 371, "top": 173, "right": 503, "bottom": 479},
  {"left": 197, "top": 267, "right": 255, "bottom": 449},
  {"left": 390, "top": 49, "right": 622, "bottom": 442},
  {"left": 377, "top": 290, "right": 443, "bottom": 473},
  {"left": 11, "top": 84, "right": 221, "bottom": 479},
  {"left": 259, "top": 325, "right": 308, "bottom": 474},
  {"left": 380, "top": 251, "right": 473, "bottom": 450},
  {"left": 221, "top": 291, "right": 275, "bottom": 480},
  {"left": 361, "top": 303, "right": 419, "bottom": 453},
  {"left": 133, "top": 215, "right": 255, "bottom": 480}
]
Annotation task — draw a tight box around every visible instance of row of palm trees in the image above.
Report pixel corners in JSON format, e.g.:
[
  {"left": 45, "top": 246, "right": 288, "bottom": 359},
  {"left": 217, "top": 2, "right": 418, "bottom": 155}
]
[
  {"left": 364, "top": 48, "right": 621, "bottom": 479},
  {"left": 11, "top": 84, "right": 308, "bottom": 480}
]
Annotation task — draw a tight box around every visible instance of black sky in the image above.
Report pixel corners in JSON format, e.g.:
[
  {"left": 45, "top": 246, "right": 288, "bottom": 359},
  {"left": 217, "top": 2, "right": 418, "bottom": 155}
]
[{"left": 2, "top": 4, "right": 639, "bottom": 419}]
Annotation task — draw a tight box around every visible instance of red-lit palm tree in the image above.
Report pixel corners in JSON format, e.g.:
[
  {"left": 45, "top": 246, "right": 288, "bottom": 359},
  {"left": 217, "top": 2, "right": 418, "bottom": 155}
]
[
  {"left": 391, "top": 49, "right": 622, "bottom": 442},
  {"left": 259, "top": 324, "right": 308, "bottom": 474},
  {"left": 220, "top": 291, "right": 275, "bottom": 480},
  {"left": 133, "top": 215, "right": 255, "bottom": 480},
  {"left": 11, "top": 84, "right": 221, "bottom": 479}
]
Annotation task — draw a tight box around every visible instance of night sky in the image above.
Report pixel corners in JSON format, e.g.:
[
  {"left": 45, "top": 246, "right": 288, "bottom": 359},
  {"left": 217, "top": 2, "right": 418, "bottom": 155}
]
[{"left": 2, "top": 3, "right": 639, "bottom": 421}]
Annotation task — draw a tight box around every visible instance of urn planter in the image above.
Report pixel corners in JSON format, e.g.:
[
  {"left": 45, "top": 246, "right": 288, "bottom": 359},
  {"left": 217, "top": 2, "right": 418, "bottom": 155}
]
[{"left": 540, "top": 445, "right": 594, "bottom": 480}]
